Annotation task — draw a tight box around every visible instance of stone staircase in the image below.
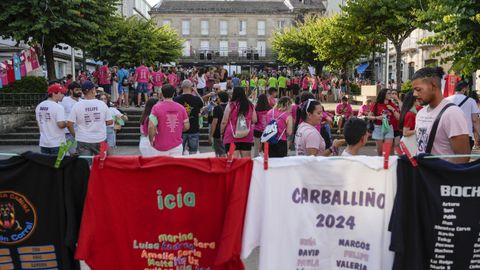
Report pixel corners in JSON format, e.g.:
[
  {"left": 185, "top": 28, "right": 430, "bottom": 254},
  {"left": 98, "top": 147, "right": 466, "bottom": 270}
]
[{"left": 0, "top": 107, "right": 376, "bottom": 146}]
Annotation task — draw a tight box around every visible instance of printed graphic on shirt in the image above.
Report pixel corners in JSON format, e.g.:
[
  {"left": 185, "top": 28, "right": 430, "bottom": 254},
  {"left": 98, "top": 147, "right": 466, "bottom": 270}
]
[
  {"left": 17, "top": 245, "right": 58, "bottom": 269},
  {"left": 417, "top": 127, "right": 428, "bottom": 153},
  {"left": 183, "top": 103, "right": 192, "bottom": 116},
  {"left": 0, "top": 191, "right": 37, "bottom": 244},
  {"left": 166, "top": 113, "right": 179, "bottom": 133}
]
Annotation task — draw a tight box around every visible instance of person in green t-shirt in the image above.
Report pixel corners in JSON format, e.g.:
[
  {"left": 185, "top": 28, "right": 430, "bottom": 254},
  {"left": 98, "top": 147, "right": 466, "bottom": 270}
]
[
  {"left": 241, "top": 75, "right": 249, "bottom": 90},
  {"left": 278, "top": 73, "right": 287, "bottom": 97},
  {"left": 258, "top": 75, "right": 267, "bottom": 95},
  {"left": 268, "top": 75, "right": 278, "bottom": 90},
  {"left": 249, "top": 74, "right": 258, "bottom": 100}
]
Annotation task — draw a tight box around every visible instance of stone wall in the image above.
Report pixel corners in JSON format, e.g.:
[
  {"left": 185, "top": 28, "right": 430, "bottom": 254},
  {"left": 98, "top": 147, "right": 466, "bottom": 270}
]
[{"left": 0, "top": 106, "right": 34, "bottom": 134}]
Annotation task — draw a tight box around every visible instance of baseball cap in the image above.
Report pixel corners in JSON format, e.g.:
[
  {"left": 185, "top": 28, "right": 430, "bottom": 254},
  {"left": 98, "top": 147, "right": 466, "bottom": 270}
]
[
  {"left": 47, "top": 83, "right": 66, "bottom": 94},
  {"left": 81, "top": 80, "right": 96, "bottom": 92},
  {"left": 455, "top": 81, "right": 468, "bottom": 92}
]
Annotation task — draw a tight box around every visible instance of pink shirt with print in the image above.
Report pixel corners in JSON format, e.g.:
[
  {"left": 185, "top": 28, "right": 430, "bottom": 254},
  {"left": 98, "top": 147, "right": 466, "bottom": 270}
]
[
  {"left": 168, "top": 73, "right": 178, "bottom": 87},
  {"left": 151, "top": 71, "right": 164, "bottom": 87},
  {"left": 336, "top": 103, "right": 353, "bottom": 118},
  {"left": 295, "top": 122, "right": 325, "bottom": 156},
  {"left": 150, "top": 100, "right": 188, "bottom": 151},
  {"left": 415, "top": 99, "right": 469, "bottom": 156},
  {"left": 135, "top": 65, "right": 150, "bottom": 83}
]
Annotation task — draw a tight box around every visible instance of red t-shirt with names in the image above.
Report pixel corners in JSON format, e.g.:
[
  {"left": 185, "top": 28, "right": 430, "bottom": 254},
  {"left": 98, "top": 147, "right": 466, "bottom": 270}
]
[{"left": 76, "top": 156, "right": 252, "bottom": 270}]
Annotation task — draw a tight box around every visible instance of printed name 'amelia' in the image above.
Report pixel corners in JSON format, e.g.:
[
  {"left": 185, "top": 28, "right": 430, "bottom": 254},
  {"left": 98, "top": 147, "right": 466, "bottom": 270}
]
[{"left": 440, "top": 185, "right": 480, "bottom": 197}]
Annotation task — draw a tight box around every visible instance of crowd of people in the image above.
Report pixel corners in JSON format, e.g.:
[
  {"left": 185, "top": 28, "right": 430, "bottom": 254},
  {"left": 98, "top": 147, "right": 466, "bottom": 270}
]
[{"left": 35, "top": 63, "right": 480, "bottom": 163}]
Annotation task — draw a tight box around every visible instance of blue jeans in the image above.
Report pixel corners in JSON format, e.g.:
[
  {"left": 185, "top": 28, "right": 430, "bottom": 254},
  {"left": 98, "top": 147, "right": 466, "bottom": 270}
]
[
  {"left": 106, "top": 127, "right": 116, "bottom": 148},
  {"left": 40, "top": 147, "right": 59, "bottom": 155},
  {"left": 182, "top": 133, "right": 199, "bottom": 154}
]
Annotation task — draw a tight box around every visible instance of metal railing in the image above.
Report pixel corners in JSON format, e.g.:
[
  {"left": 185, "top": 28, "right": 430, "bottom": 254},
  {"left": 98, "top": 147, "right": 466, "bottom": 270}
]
[{"left": 0, "top": 93, "right": 47, "bottom": 107}]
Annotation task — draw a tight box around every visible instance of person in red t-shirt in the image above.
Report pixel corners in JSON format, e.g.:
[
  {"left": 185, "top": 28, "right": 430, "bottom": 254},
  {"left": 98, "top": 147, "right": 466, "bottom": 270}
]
[
  {"left": 98, "top": 61, "right": 112, "bottom": 94},
  {"left": 398, "top": 91, "right": 422, "bottom": 154},
  {"left": 367, "top": 88, "right": 400, "bottom": 156}
]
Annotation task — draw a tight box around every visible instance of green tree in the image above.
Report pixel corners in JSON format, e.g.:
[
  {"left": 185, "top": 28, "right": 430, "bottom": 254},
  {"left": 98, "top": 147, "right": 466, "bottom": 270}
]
[
  {"left": 342, "top": 0, "right": 421, "bottom": 89},
  {"left": 0, "top": 0, "right": 118, "bottom": 80},
  {"left": 271, "top": 17, "right": 326, "bottom": 73},
  {"left": 417, "top": 0, "right": 480, "bottom": 76},
  {"left": 85, "top": 16, "right": 183, "bottom": 67}
]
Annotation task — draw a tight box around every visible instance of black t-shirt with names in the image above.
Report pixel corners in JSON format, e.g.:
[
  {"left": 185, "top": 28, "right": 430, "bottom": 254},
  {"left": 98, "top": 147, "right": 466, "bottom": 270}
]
[
  {"left": 0, "top": 152, "right": 89, "bottom": 270},
  {"left": 174, "top": 94, "right": 204, "bottom": 134},
  {"left": 391, "top": 155, "right": 480, "bottom": 270}
]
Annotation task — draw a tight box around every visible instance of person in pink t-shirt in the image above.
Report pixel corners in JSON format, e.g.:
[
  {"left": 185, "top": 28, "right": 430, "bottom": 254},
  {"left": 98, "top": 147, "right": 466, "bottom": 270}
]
[
  {"left": 167, "top": 70, "right": 179, "bottom": 89},
  {"left": 98, "top": 61, "right": 112, "bottom": 94},
  {"left": 135, "top": 63, "right": 150, "bottom": 107},
  {"left": 148, "top": 84, "right": 189, "bottom": 157},
  {"left": 295, "top": 99, "right": 344, "bottom": 156},
  {"left": 139, "top": 98, "right": 159, "bottom": 157},
  {"left": 302, "top": 74, "right": 310, "bottom": 91},
  {"left": 266, "top": 97, "right": 293, "bottom": 158},
  {"left": 253, "top": 94, "right": 271, "bottom": 157},
  {"left": 151, "top": 67, "right": 165, "bottom": 96},
  {"left": 412, "top": 66, "right": 470, "bottom": 164},
  {"left": 220, "top": 87, "right": 258, "bottom": 158},
  {"left": 335, "top": 96, "right": 353, "bottom": 134}
]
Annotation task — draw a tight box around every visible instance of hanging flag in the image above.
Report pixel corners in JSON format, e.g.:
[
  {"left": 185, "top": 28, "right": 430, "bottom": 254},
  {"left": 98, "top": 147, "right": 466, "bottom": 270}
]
[
  {"left": 24, "top": 49, "right": 33, "bottom": 73},
  {"left": 6, "top": 60, "right": 15, "bottom": 83},
  {"left": 20, "top": 52, "right": 27, "bottom": 77},
  {"left": 30, "top": 48, "right": 40, "bottom": 70},
  {"left": 0, "top": 62, "right": 7, "bottom": 88},
  {"left": 13, "top": 55, "right": 21, "bottom": 81}
]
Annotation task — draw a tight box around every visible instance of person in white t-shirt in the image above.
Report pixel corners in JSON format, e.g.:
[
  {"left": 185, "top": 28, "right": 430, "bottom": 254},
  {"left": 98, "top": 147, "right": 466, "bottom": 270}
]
[
  {"left": 446, "top": 81, "right": 480, "bottom": 149},
  {"left": 67, "top": 80, "right": 113, "bottom": 156},
  {"left": 35, "top": 84, "right": 67, "bottom": 155},
  {"left": 341, "top": 117, "right": 369, "bottom": 156},
  {"left": 60, "top": 81, "right": 82, "bottom": 153},
  {"left": 98, "top": 93, "right": 128, "bottom": 148},
  {"left": 412, "top": 67, "right": 470, "bottom": 163}
]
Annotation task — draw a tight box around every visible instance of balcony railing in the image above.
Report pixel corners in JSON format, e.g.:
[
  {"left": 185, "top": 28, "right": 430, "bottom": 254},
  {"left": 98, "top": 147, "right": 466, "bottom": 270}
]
[
  {"left": 180, "top": 48, "right": 278, "bottom": 63},
  {"left": 0, "top": 93, "right": 47, "bottom": 107}
]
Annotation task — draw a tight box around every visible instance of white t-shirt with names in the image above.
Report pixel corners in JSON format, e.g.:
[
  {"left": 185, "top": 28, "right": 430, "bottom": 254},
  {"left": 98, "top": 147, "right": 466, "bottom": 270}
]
[
  {"left": 59, "top": 96, "right": 78, "bottom": 133},
  {"left": 446, "top": 94, "right": 480, "bottom": 138},
  {"left": 35, "top": 100, "right": 66, "bottom": 148},
  {"left": 68, "top": 99, "right": 112, "bottom": 143},
  {"left": 415, "top": 99, "right": 469, "bottom": 156}
]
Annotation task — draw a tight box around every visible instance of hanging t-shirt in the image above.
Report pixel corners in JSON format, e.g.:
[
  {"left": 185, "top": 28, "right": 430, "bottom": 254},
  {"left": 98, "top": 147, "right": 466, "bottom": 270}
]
[
  {"left": 242, "top": 156, "right": 396, "bottom": 270},
  {"left": 67, "top": 99, "right": 112, "bottom": 143},
  {"left": 29, "top": 48, "right": 40, "bottom": 71},
  {"left": 76, "top": 156, "right": 253, "bottom": 270},
  {"left": 13, "top": 55, "right": 21, "bottom": 81},
  {"left": 391, "top": 155, "right": 480, "bottom": 270},
  {"left": 35, "top": 100, "right": 66, "bottom": 148},
  {"left": 0, "top": 152, "right": 89, "bottom": 270}
]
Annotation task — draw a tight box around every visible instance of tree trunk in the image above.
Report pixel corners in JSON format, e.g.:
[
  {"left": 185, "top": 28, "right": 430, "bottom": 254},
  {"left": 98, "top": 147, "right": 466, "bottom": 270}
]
[
  {"left": 44, "top": 43, "right": 57, "bottom": 81},
  {"left": 371, "top": 50, "right": 376, "bottom": 82},
  {"left": 81, "top": 47, "right": 87, "bottom": 72},
  {"left": 315, "top": 62, "right": 324, "bottom": 77},
  {"left": 394, "top": 42, "right": 403, "bottom": 91}
]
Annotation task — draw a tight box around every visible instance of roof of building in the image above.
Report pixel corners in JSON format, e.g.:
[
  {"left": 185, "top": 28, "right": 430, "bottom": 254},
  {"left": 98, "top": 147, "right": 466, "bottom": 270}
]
[{"left": 150, "top": 0, "right": 323, "bottom": 14}]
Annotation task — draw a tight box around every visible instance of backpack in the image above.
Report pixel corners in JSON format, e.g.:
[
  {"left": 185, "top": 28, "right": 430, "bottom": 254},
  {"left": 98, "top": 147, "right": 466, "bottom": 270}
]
[
  {"left": 121, "top": 72, "right": 129, "bottom": 86},
  {"left": 261, "top": 110, "right": 287, "bottom": 144},
  {"left": 230, "top": 103, "right": 250, "bottom": 139}
]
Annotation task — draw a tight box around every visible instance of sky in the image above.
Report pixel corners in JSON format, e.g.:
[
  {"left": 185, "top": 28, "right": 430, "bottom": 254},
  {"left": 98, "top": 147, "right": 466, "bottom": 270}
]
[{"left": 147, "top": 0, "right": 159, "bottom": 6}]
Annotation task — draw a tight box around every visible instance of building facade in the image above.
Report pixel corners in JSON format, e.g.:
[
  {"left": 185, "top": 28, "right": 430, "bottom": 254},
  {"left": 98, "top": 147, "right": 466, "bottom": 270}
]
[
  {"left": 149, "top": 0, "right": 325, "bottom": 65},
  {"left": 117, "top": 0, "right": 152, "bottom": 20}
]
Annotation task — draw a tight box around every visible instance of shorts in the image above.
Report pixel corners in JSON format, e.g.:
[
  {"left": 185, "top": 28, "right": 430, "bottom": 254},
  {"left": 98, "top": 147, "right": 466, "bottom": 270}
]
[
  {"left": 213, "top": 137, "right": 226, "bottom": 156},
  {"left": 268, "top": 140, "right": 288, "bottom": 157},
  {"left": 224, "top": 142, "right": 253, "bottom": 151},
  {"left": 254, "top": 130, "right": 263, "bottom": 138},
  {"left": 394, "top": 130, "right": 402, "bottom": 138},
  {"left": 154, "top": 86, "right": 162, "bottom": 94},
  {"left": 40, "top": 146, "right": 60, "bottom": 155},
  {"left": 106, "top": 126, "right": 116, "bottom": 148},
  {"left": 182, "top": 133, "right": 200, "bottom": 154},
  {"left": 119, "top": 86, "right": 129, "bottom": 94},
  {"left": 139, "top": 136, "right": 183, "bottom": 157},
  {"left": 99, "top": 84, "right": 111, "bottom": 94},
  {"left": 371, "top": 124, "right": 394, "bottom": 140},
  {"left": 136, "top": 82, "right": 148, "bottom": 94}
]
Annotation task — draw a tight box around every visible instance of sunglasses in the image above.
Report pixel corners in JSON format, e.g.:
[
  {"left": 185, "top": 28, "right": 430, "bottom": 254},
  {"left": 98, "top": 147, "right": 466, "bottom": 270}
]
[{"left": 304, "top": 98, "right": 316, "bottom": 111}]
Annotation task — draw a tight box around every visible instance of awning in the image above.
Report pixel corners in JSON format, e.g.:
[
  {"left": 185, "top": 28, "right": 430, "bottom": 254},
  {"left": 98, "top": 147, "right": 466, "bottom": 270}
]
[{"left": 356, "top": 63, "right": 369, "bottom": 74}]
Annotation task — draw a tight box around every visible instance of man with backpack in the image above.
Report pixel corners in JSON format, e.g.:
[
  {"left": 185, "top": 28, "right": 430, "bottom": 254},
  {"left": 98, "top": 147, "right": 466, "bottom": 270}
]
[
  {"left": 413, "top": 67, "right": 470, "bottom": 163},
  {"left": 446, "top": 81, "right": 480, "bottom": 149}
]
